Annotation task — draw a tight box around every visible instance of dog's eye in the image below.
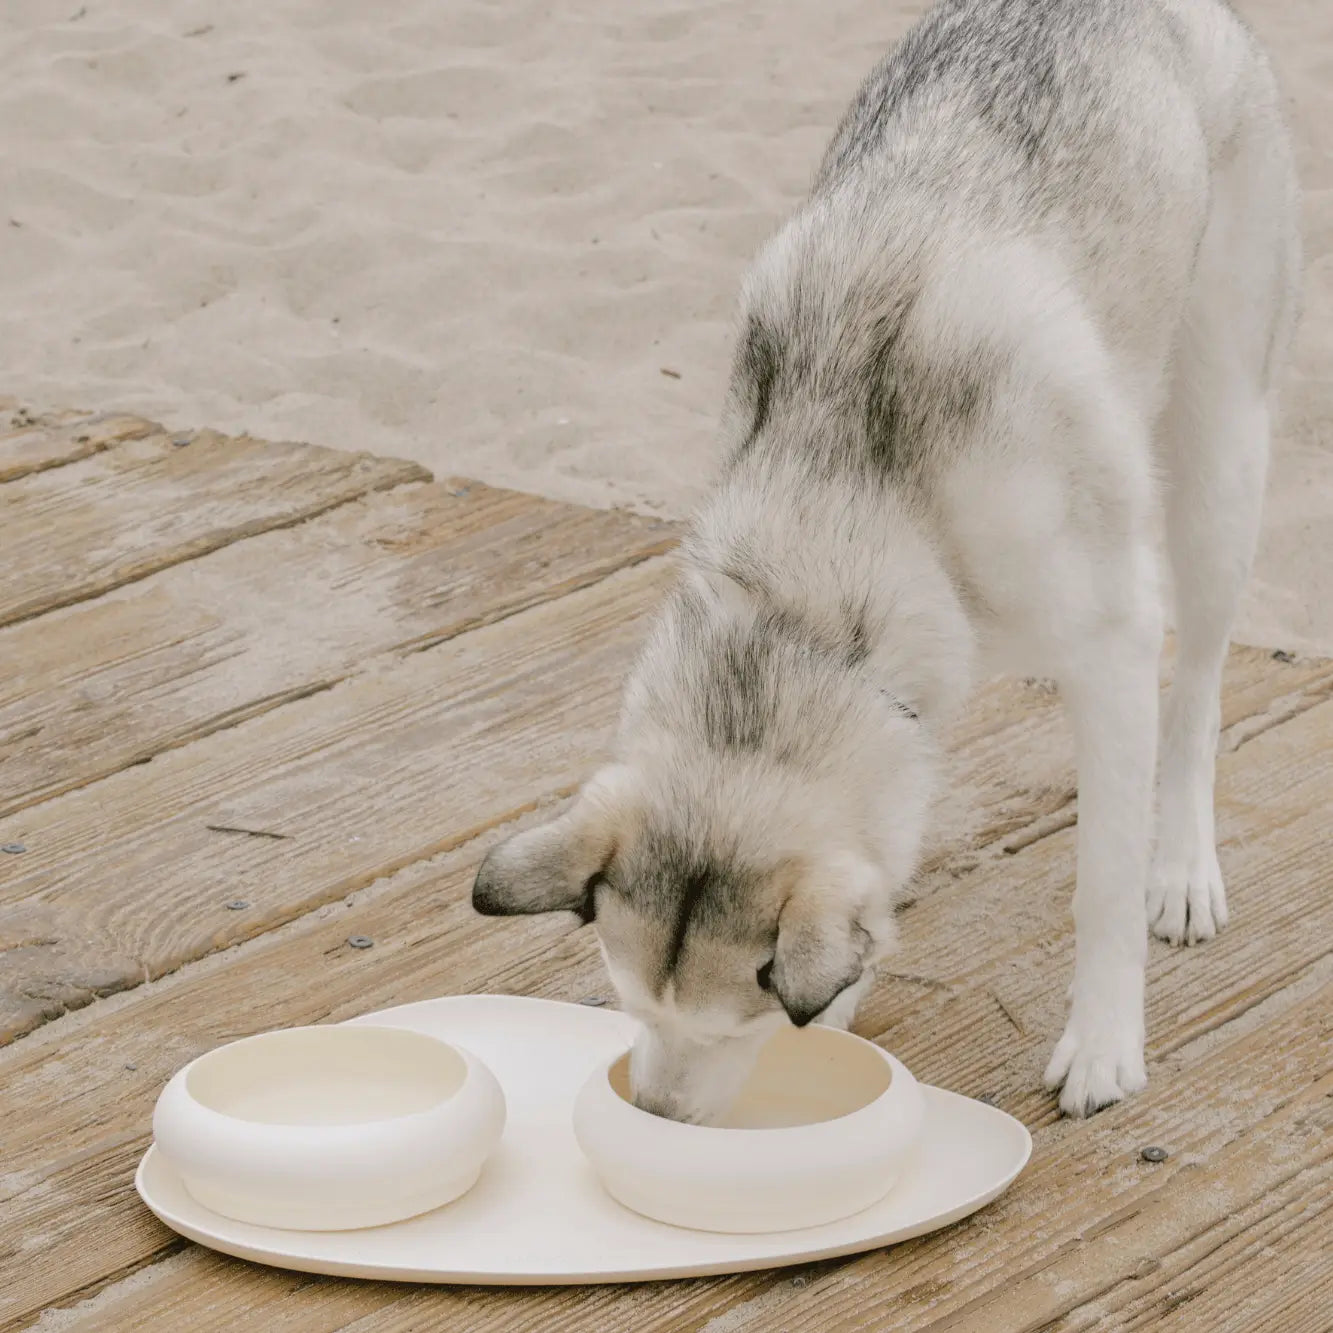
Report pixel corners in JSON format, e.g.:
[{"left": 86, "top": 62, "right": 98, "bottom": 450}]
[{"left": 756, "top": 959, "right": 774, "bottom": 991}]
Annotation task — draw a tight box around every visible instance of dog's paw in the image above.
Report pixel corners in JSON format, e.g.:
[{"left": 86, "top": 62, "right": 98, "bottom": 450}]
[
  {"left": 1043, "top": 1018, "right": 1146, "bottom": 1118},
  {"left": 1147, "top": 842, "right": 1228, "bottom": 946}
]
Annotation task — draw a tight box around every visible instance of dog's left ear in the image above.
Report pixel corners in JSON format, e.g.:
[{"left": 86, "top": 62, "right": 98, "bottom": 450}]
[
  {"left": 769, "top": 855, "right": 879, "bottom": 1026},
  {"left": 471, "top": 765, "right": 636, "bottom": 923}
]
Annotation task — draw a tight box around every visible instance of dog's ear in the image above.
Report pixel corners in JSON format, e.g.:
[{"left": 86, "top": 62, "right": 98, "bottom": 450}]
[
  {"left": 769, "top": 855, "right": 878, "bottom": 1026},
  {"left": 471, "top": 766, "right": 636, "bottom": 922}
]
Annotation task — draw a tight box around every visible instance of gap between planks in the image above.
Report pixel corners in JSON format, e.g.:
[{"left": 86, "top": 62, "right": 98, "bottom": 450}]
[
  {"left": 1, "top": 441, "right": 677, "bottom": 819},
  {"left": 0, "top": 409, "right": 154, "bottom": 484},
  {"left": 0, "top": 419, "right": 429, "bottom": 631}
]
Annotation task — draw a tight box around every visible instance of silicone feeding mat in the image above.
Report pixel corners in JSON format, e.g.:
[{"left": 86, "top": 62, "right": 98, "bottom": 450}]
[{"left": 136, "top": 995, "right": 1031, "bottom": 1283}]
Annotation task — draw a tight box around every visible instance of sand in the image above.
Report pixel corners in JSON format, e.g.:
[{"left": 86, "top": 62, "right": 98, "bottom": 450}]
[{"left": 1, "top": 0, "right": 1329, "bottom": 653}]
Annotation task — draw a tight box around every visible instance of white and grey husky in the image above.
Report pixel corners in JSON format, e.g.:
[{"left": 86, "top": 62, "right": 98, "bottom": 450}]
[{"left": 474, "top": 0, "right": 1300, "bottom": 1119}]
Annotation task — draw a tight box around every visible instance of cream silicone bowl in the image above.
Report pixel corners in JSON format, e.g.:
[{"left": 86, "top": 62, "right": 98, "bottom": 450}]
[
  {"left": 573, "top": 1024, "right": 925, "bottom": 1233},
  {"left": 151, "top": 1024, "right": 505, "bottom": 1231}
]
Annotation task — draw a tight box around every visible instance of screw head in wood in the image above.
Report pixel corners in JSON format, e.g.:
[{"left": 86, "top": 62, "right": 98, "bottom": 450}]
[
  {"left": 1140, "top": 1145, "right": 1169, "bottom": 1163},
  {"left": 1, "top": 843, "right": 26, "bottom": 854},
  {"left": 347, "top": 935, "right": 374, "bottom": 950},
  {"left": 224, "top": 899, "right": 250, "bottom": 910}
]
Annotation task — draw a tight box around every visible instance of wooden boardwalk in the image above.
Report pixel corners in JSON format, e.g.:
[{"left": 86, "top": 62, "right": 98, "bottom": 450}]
[{"left": 1, "top": 403, "right": 1329, "bottom": 1332}]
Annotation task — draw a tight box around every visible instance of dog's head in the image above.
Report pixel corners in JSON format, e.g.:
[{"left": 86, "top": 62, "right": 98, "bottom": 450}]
[{"left": 472, "top": 759, "right": 907, "bottom": 1124}]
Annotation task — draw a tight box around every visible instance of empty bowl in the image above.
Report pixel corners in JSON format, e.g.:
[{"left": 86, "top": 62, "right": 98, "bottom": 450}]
[
  {"left": 573, "top": 1024, "right": 924, "bottom": 1233},
  {"left": 152, "top": 1024, "right": 505, "bottom": 1230}
]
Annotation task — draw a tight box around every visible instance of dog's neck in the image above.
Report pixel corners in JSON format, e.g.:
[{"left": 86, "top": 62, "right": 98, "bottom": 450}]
[{"left": 682, "top": 458, "right": 975, "bottom": 730}]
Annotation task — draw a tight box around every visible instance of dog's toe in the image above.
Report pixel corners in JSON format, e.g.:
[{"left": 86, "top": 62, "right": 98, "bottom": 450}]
[
  {"left": 1044, "top": 1022, "right": 1146, "bottom": 1118},
  {"left": 1148, "top": 846, "right": 1228, "bottom": 947}
]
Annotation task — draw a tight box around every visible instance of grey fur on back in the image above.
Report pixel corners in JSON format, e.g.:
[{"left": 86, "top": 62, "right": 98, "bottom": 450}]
[{"left": 720, "top": 0, "right": 1287, "bottom": 489}]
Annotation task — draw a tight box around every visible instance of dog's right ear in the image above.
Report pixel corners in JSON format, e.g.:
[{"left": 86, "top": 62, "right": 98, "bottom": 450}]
[
  {"left": 471, "top": 766, "right": 636, "bottom": 923},
  {"left": 769, "top": 853, "right": 880, "bottom": 1026}
]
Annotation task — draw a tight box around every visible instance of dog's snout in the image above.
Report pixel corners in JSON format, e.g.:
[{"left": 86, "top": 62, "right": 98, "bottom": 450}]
[{"left": 631, "top": 1090, "right": 695, "bottom": 1123}]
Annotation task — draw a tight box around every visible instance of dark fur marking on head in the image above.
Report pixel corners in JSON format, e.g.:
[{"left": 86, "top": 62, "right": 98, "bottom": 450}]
[
  {"left": 663, "top": 867, "right": 712, "bottom": 981},
  {"left": 629, "top": 829, "right": 754, "bottom": 993}
]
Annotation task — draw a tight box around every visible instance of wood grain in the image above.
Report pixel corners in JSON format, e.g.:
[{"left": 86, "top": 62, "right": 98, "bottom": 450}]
[
  {"left": 0, "top": 558, "right": 673, "bottom": 1043},
  {"left": 0, "top": 422, "right": 428, "bottom": 628},
  {"left": 1085, "top": 1149, "right": 1333, "bottom": 1330},
  {"left": 0, "top": 409, "right": 153, "bottom": 483},
  {"left": 1, "top": 687, "right": 1328, "bottom": 1332},
  {"left": 0, "top": 479, "right": 674, "bottom": 816},
  {"left": 921, "top": 642, "right": 1333, "bottom": 877}
]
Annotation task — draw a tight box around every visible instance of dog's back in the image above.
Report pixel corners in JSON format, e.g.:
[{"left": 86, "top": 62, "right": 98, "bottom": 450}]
[{"left": 719, "top": 0, "right": 1295, "bottom": 496}]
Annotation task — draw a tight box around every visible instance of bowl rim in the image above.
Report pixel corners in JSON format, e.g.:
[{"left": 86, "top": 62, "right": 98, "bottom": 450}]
[
  {"left": 584, "top": 1028, "right": 920, "bottom": 1145},
  {"left": 159, "top": 1024, "right": 490, "bottom": 1143}
]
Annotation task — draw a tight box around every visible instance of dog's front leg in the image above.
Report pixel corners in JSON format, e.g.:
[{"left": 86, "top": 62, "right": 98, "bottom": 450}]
[{"left": 1044, "top": 609, "right": 1161, "bottom": 1116}]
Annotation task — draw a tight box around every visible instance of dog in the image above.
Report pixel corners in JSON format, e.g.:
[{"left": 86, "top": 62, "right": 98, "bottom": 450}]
[{"left": 472, "top": 0, "right": 1300, "bottom": 1121}]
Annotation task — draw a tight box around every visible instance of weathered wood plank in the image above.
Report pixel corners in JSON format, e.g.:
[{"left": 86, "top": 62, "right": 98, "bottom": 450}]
[
  {"left": 0, "top": 422, "right": 428, "bottom": 629},
  {"left": 0, "top": 480, "right": 674, "bottom": 817},
  {"left": 0, "top": 559, "right": 672, "bottom": 1043},
  {"left": 1, "top": 688, "right": 1328, "bottom": 1331},
  {"left": 0, "top": 409, "right": 154, "bottom": 483},
  {"left": 874, "top": 1050, "right": 1333, "bottom": 1333},
  {"left": 1080, "top": 1151, "right": 1333, "bottom": 1330}
]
